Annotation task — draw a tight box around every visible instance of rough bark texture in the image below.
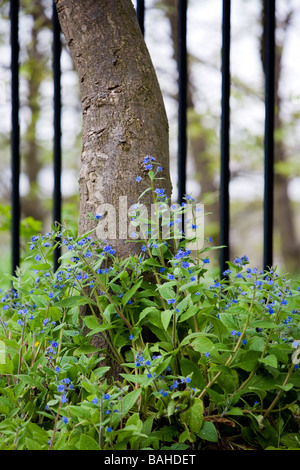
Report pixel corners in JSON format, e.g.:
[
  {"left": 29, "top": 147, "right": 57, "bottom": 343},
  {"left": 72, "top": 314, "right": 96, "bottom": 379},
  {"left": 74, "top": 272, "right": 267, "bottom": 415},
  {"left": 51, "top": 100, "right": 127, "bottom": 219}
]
[{"left": 55, "top": 0, "right": 172, "bottom": 258}]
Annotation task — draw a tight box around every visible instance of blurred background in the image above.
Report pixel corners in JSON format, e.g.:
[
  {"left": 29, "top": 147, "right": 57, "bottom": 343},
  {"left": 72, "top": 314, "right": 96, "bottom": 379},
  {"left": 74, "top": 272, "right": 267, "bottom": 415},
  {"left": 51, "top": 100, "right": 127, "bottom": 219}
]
[{"left": 0, "top": 0, "right": 300, "bottom": 284}]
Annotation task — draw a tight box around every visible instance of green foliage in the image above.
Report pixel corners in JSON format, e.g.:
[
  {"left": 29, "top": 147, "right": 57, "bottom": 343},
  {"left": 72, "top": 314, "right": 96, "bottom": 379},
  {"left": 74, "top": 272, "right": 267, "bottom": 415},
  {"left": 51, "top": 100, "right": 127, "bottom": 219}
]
[{"left": 0, "top": 160, "right": 300, "bottom": 450}]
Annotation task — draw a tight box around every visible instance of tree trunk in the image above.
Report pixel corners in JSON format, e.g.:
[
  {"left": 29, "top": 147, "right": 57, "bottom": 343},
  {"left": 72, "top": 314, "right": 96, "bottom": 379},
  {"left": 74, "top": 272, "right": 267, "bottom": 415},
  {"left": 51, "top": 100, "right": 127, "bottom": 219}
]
[
  {"left": 55, "top": 0, "right": 172, "bottom": 258},
  {"left": 55, "top": 0, "right": 172, "bottom": 378}
]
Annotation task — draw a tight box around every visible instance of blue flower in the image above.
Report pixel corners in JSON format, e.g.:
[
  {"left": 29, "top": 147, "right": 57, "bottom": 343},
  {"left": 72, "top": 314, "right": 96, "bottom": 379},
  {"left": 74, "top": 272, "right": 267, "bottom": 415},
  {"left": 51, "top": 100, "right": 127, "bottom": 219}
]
[
  {"left": 203, "top": 258, "right": 209, "bottom": 264},
  {"left": 92, "top": 397, "right": 98, "bottom": 404},
  {"left": 167, "top": 299, "right": 176, "bottom": 305},
  {"left": 155, "top": 188, "right": 165, "bottom": 197},
  {"left": 104, "top": 393, "right": 110, "bottom": 400},
  {"left": 62, "top": 378, "right": 71, "bottom": 384},
  {"left": 136, "top": 176, "right": 142, "bottom": 182},
  {"left": 107, "top": 427, "right": 112, "bottom": 432},
  {"left": 61, "top": 394, "right": 68, "bottom": 404},
  {"left": 35, "top": 254, "right": 41, "bottom": 261},
  {"left": 62, "top": 417, "right": 68, "bottom": 424}
]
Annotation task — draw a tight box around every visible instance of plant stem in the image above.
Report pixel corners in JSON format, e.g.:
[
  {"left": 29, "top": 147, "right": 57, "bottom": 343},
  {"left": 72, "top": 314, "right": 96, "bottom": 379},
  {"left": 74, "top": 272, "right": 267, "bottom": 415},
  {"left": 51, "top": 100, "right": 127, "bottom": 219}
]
[
  {"left": 199, "top": 288, "right": 256, "bottom": 401},
  {"left": 262, "top": 361, "right": 295, "bottom": 422},
  {"left": 49, "top": 400, "right": 63, "bottom": 450}
]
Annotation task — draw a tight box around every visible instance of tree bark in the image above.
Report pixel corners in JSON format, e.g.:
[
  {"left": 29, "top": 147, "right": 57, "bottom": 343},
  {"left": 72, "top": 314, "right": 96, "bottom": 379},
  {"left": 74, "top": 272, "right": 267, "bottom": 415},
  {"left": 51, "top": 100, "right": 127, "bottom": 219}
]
[{"left": 55, "top": 0, "right": 172, "bottom": 258}]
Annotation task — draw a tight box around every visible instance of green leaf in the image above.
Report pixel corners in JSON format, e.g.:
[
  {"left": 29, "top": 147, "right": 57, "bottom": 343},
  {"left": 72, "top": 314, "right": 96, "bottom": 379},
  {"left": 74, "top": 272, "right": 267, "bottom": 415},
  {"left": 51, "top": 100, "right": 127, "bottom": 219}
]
[
  {"left": 180, "top": 331, "right": 215, "bottom": 347},
  {"left": 198, "top": 313, "right": 229, "bottom": 340},
  {"left": 48, "top": 306, "right": 62, "bottom": 322},
  {"left": 176, "top": 294, "right": 191, "bottom": 313},
  {"left": 161, "top": 309, "right": 173, "bottom": 330},
  {"left": 86, "top": 322, "right": 116, "bottom": 336},
  {"left": 30, "top": 263, "right": 52, "bottom": 271},
  {"left": 232, "top": 350, "right": 260, "bottom": 372},
  {"left": 117, "top": 389, "right": 141, "bottom": 419},
  {"left": 138, "top": 306, "right": 160, "bottom": 324},
  {"left": 180, "top": 398, "right": 204, "bottom": 434},
  {"left": 122, "top": 278, "right": 143, "bottom": 306},
  {"left": 103, "top": 303, "right": 117, "bottom": 321},
  {"left": 83, "top": 315, "right": 100, "bottom": 330},
  {"left": 120, "top": 373, "right": 150, "bottom": 386},
  {"left": 78, "top": 434, "right": 101, "bottom": 450},
  {"left": 25, "top": 438, "right": 43, "bottom": 450},
  {"left": 180, "top": 357, "right": 206, "bottom": 390},
  {"left": 252, "top": 320, "right": 280, "bottom": 329},
  {"left": 258, "top": 354, "right": 277, "bottom": 368},
  {"left": 0, "top": 397, "right": 15, "bottom": 415},
  {"left": 178, "top": 305, "right": 199, "bottom": 322},
  {"left": 191, "top": 335, "right": 216, "bottom": 355},
  {"left": 197, "top": 421, "right": 218, "bottom": 442},
  {"left": 54, "top": 296, "right": 90, "bottom": 308},
  {"left": 226, "top": 407, "right": 244, "bottom": 416},
  {"left": 15, "top": 375, "right": 44, "bottom": 391},
  {"left": 73, "top": 345, "right": 101, "bottom": 356},
  {"left": 157, "top": 283, "right": 176, "bottom": 301}
]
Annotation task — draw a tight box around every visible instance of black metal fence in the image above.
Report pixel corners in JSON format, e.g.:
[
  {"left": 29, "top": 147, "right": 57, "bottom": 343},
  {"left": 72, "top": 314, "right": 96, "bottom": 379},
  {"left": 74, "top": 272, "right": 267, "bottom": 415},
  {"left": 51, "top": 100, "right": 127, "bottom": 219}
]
[{"left": 8, "top": 0, "right": 276, "bottom": 275}]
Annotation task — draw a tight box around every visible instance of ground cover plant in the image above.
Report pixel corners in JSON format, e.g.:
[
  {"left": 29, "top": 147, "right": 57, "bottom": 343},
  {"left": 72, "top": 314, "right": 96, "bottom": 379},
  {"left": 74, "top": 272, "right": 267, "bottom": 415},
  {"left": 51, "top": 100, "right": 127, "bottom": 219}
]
[{"left": 0, "top": 157, "right": 300, "bottom": 450}]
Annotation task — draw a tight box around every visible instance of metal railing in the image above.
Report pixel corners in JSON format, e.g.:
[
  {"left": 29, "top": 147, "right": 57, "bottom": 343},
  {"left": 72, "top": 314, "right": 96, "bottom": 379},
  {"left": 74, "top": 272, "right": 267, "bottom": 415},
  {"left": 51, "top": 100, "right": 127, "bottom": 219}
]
[{"left": 8, "top": 0, "right": 276, "bottom": 275}]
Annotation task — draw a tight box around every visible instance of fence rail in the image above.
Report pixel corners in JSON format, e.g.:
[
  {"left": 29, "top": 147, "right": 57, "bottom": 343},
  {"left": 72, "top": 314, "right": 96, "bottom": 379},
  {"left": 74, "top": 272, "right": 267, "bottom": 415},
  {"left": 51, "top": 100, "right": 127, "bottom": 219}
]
[{"left": 8, "top": 0, "right": 276, "bottom": 275}]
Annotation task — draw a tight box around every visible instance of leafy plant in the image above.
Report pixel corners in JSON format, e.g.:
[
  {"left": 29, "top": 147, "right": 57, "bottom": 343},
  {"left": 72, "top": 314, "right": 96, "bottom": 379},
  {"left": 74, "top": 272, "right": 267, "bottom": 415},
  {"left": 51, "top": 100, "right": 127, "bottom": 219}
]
[{"left": 0, "top": 156, "right": 300, "bottom": 450}]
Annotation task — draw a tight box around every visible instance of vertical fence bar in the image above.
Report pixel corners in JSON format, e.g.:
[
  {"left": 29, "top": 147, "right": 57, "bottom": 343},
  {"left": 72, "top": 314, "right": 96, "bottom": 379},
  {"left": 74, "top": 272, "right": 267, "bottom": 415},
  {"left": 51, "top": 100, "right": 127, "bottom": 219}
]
[
  {"left": 136, "top": 0, "right": 145, "bottom": 36},
  {"left": 263, "top": 0, "right": 275, "bottom": 271},
  {"left": 10, "top": 0, "right": 20, "bottom": 276},
  {"left": 53, "top": 1, "right": 62, "bottom": 271},
  {"left": 177, "top": 0, "right": 187, "bottom": 205},
  {"left": 220, "top": 0, "right": 231, "bottom": 275}
]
